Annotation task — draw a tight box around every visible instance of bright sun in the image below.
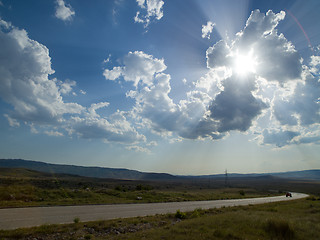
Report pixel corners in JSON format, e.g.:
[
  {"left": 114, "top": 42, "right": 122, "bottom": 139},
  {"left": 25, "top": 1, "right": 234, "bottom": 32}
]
[{"left": 233, "top": 49, "right": 257, "bottom": 76}]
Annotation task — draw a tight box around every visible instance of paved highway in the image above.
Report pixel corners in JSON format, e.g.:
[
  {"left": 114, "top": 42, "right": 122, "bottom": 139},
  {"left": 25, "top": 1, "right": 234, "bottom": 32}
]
[{"left": 0, "top": 193, "right": 308, "bottom": 230}]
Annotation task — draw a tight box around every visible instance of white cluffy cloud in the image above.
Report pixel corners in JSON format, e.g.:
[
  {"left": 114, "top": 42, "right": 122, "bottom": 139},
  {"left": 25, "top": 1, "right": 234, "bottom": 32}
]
[
  {"left": 58, "top": 79, "right": 77, "bottom": 95},
  {"left": 103, "top": 51, "right": 166, "bottom": 87},
  {"left": 88, "top": 102, "right": 110, "bottom": 117},
  {"left": 105, "top": 9, "right": 320, "bottom": 148},
  {"left": 44, "top": 130, "right": 64, "bottom": 137},
  {"left": 126, "top": 145, "right": 150, "bottom": 153},
  {"left": 4, "top": 114, "right": 20, "bottom": 127},
  {"left": 0, "top": 19, "right": 145, "bottom": 146},
  {"left": 70, "top": 108, "right": 145, "bottom": 144},
  {"left": 55, "top": 0, "right": 75, "bottom": 21},
  {"left": 0, "top": 19, "right": 83, "bottom": 126},
  {"left": 134, "top": 0, "right": 164, "bottom": 27},
  {"left": 202, "top": 21, "right": 215, "bottom": 39},
  {"left": 104, "top": 51, "right": 222, "bottom": 140}
]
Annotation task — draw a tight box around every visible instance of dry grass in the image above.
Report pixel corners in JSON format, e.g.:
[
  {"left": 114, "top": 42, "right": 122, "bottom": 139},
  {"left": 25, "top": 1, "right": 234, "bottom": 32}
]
[
  {"left": 1, "top": 198, "right": 319, "bottom": 239},
  {"left": 0, "top": 168, "right": 278, "bottom": 208}
]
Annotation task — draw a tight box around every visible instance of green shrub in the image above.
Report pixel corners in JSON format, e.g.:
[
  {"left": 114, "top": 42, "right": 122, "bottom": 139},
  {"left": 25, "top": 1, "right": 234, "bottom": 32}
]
[
  {"left": 190, "top": 208, "right": 203, "bottom": 218},
  {"left": 135, "top": 184, "right": 153, "bottom": 191},
  {"left": 73, "top": 217, "right": 80, "bottom": 224},
  {"left": 239, "top": 190, "right": 245, "bottom": 196},
  {"left": 175, "top": 210, "right": 186, "bottom": 219}
]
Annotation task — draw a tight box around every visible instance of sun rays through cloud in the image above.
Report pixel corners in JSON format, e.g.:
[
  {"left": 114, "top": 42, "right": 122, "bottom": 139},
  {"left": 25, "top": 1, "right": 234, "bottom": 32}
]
[
  {"left": 198, "top": 0, "right": 251, "bottom": 43},
  {"left": 0, "top": 0, "right": 319, "bottom": 174},
  {"left": 232, "top": 49, "right": 257, "bottom": 76}
]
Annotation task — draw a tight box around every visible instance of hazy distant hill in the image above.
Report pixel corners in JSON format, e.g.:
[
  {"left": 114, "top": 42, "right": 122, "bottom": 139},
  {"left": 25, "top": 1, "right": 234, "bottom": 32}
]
[
  {"left": 0, "top": 159, "right": 177, "bottom": 180},
  {"left": 0, "top": 159, "right": 319, "bottom": 181},
  {"left": 271, "top": 170, "right": 320, "bottom": 181},
  {"left": 187, "top": 170, "right": 320, "bottom": 181},
  {"left": 188, "top": 171, "right": 320, "bottom": 181}
]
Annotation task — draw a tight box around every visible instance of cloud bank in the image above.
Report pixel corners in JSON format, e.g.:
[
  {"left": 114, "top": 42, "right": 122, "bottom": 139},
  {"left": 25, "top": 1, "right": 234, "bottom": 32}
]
[
  {"left": 2, "top": 8, "right": 319, "bottom": 151},
  {"left": 0, "top": 20, "right": 145, "bottom": 146},
  {"left": 104, "top": 9, "right": 320, "bottom": 148}
]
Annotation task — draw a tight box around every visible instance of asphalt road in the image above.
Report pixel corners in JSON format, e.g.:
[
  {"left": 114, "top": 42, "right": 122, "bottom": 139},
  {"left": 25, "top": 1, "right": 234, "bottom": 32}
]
[{"left": 0, "top": 193, "right": 308, "bottom": 230}]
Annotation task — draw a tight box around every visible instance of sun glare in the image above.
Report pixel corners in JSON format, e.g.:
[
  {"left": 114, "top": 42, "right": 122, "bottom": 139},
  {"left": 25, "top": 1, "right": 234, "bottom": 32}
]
[{"left": 233, "top": 49, "right": 257, "bottom": 76}]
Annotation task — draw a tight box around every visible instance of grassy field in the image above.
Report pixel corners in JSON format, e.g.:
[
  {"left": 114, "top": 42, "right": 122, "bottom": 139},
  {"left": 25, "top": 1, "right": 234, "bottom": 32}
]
[
  {"left": 0, "top": 197, "right": 319, "bottom": 239},
  {"left": 1, "top": 168, "right": 320, "bottom": 239},
  {"left": 0, "top": 168, "right": 280, "bottom": 208},
  {"left": 0, "top": 183, "right": 269, "bottom": 208}
]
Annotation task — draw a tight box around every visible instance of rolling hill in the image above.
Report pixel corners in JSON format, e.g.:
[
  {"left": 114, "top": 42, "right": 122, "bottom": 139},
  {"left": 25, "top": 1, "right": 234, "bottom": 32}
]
[
  {"left": 0, "top": 159, "right": 177, "bottom": 180},
  {"left": 0, "top": 159, "right": 319, "bottom": 181}
]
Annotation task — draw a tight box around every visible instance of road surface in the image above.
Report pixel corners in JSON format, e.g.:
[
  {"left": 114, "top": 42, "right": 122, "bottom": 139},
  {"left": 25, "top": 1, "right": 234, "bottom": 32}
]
[{"left": 0, "top": 193, "right": 308, "bottom": 230}]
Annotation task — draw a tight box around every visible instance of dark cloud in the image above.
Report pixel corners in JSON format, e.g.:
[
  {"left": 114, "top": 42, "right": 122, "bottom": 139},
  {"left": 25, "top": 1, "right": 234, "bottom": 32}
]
[
  {"left": 206, "top": 40, "right": 231, "bottom": 69},
  {"left": 178, "top": 118, "right": 224, "bottom": 140},
  {"left": 262, "top": 129, "right": 300, "bottom": 147},
  {"left": 208, "top": 75, "right": 267, "bottom": 132},
  {"left": 236, "top": 10, "right": 286, "bottom": 50},
  {"left": 297, "top": 135, "right": 320, "bottom": 145}
]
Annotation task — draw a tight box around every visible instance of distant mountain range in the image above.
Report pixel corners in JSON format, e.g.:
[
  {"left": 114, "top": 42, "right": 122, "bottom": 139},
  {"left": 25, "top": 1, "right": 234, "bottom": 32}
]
[
  {"left": 0, "top": 159, "right": 176, "bottom": 180},
  {"left": 0, "top": 159, "right": 320, "bottom": 181}
]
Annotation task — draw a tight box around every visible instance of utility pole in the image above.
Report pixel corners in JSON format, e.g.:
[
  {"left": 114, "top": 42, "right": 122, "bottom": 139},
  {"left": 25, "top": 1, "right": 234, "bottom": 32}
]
[{"left": 225, "top": 169, "right": 228, "bottom": 187}]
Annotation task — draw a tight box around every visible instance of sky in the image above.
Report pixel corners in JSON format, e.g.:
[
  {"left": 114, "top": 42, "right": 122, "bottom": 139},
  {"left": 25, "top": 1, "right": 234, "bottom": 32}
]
[{"left": 0, "top": 0, "right": 319, "bottom": 175}]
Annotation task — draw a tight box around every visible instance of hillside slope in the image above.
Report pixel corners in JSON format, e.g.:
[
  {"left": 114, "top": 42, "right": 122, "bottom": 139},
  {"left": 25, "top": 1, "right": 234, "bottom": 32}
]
[
  {"left": 0, "top": 159, "right": 319, "bottom": 181},
  {"left": 0, "top": 159, "right": 176, "bottom": 180}
]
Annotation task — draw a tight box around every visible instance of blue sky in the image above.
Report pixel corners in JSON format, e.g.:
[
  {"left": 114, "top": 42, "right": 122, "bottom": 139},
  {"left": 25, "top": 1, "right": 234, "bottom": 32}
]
[{"left": 0, "top": 0, "right": 319, "bottom": 175}]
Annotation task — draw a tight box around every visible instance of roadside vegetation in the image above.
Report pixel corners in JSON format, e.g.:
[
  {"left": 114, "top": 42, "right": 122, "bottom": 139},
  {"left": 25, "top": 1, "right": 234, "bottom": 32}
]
[
  {"left": 0, "top": 183, "right": 269, "bottom": 208},
  {"left": 0, "top": 168, "right": 279, "bottom": 208},
  {"left": 1, "top": 168, "right": 320, "bottom": 239},
  {"left": 0, "top": 197, "right": 319, "bottom": 239}
]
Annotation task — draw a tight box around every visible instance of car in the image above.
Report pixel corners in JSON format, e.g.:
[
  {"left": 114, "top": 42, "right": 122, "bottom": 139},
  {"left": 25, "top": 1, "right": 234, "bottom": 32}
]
[{"left": 286, "top": 192, "right": 292, "bottom": 197}]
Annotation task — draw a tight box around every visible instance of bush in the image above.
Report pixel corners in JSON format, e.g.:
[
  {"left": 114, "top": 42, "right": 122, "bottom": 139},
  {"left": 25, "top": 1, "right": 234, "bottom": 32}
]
[
  {"left": 114, "top": 185, "right": 127, "bottom": 192},
  {"left": 190, "top": 208, "right": 203, "bottom": 218},
  {"left": 306, "top": 195, "right": 318, "bottom": 201},
  {"left": 136, "top": 184, "right": 153, "bottom": 191},
  {"left": 265, "top": 219, "right": 294, "bottom": 239},
  {"left": 73, "top": 217, "right": 80, "bottom": 224},
  {"left": 175, "top": 210, "right": 186, "bottom": 219},
  {"left": 190, "top": 210, "right": 200, "bottom": 218},
  {"left": 239, "top": 190, "right": 245, "bottom": 196}
]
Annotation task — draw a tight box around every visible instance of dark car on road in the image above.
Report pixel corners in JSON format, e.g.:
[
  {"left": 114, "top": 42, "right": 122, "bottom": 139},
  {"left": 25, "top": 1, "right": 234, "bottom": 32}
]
[{"left": 286, "top": 192, "right": 292, "bottom": 197}]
